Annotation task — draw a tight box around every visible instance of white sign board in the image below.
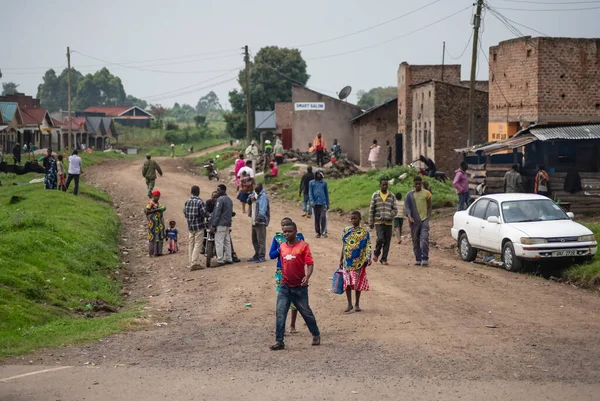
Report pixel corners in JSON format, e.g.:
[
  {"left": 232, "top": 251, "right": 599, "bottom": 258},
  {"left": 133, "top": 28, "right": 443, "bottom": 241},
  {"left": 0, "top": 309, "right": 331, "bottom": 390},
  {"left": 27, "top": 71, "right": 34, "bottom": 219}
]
[{"left": 294, "top": 102, "right": 325, "bottom": 111}]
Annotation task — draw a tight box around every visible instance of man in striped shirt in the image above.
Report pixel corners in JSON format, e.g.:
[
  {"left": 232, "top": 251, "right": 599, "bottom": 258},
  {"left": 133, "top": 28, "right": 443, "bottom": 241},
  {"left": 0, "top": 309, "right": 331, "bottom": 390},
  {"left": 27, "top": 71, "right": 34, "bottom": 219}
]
[
  {"left": 184, "top": 185, "right": 208, "bottom": 270},
  {"left": 368, "top": 178, "right": 397, "bottom": 266}
]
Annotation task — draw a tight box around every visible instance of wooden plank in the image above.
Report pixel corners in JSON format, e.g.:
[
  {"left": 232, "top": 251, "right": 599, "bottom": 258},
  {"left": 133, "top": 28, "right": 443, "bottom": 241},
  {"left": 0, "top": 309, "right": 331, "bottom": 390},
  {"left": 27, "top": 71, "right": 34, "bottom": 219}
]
[
  {"left": 468, "top": 164, "right": 486, "bottom": 171},
  {"left": 468, "top": 170, "right": 486, "bottom": 178},
  {"left": 487, "top": 165, "right": 512, "bottom": 172}
]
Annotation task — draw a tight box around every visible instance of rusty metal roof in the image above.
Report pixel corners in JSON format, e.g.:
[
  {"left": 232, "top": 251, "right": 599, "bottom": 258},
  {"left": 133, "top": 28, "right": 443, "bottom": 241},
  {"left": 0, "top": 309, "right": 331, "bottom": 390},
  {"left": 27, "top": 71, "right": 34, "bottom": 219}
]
[
  {"left": 454, "top": 134, "right": 537, "bottom": 154},
  {"left": 517, "top": 124, "right": 600, "bottom": 141}
]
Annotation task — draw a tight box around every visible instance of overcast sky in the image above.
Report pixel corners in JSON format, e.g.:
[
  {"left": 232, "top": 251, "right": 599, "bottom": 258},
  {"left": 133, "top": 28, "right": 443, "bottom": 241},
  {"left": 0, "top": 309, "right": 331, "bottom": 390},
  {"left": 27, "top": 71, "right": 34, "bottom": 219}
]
[{"left": 2, "top": 0, "right": 599, "bottom": 109}]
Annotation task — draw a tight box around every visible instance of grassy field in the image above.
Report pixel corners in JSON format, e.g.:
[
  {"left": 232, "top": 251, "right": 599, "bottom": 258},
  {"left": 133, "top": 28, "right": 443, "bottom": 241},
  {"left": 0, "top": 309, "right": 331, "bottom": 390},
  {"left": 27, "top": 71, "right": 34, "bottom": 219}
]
[
  {"left": 0, "top": 152, "right": 142, "bottom": 357},
  {"left": 194, "top": 146, "right": 244, "bottom": 173},
  {"left": 563, "top": 222, "right": 600, "bottom": 289}
]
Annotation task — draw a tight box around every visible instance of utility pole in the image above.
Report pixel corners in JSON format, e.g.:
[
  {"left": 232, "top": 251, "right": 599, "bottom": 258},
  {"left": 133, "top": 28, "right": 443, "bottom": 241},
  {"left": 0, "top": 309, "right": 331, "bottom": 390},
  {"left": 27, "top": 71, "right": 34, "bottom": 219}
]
[
  {"left": 67, "top": 46, "right": 73, "bottom": 152},
  {"left": 467, "top": 0, "right": 484, "bottom": 147},
  {"left": 441, "top": 41, "right": 446, "bottom": 82},
  {"left": 244, "top": 45, "right": 252, "bottom": 146}
]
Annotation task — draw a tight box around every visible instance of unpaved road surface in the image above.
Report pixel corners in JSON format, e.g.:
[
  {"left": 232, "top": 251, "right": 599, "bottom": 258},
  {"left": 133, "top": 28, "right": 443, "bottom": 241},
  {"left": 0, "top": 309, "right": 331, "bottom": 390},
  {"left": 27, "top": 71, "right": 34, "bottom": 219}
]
[{"left": 2, "top": 152, "right": 600, "bottom": 400}]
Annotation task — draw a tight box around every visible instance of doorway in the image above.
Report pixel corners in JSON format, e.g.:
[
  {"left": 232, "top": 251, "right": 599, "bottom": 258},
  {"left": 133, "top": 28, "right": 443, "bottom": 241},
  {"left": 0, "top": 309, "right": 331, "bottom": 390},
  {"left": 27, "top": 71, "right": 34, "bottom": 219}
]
[{"left": 395, "top": 133, "right": 403, "bottom": 165}]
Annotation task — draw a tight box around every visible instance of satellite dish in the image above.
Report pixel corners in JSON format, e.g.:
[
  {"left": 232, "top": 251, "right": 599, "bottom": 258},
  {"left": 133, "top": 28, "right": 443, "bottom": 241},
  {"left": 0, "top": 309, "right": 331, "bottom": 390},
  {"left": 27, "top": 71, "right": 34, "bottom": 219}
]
[{"left": 338, "top": 86, "right": 352, "bottom": 101}]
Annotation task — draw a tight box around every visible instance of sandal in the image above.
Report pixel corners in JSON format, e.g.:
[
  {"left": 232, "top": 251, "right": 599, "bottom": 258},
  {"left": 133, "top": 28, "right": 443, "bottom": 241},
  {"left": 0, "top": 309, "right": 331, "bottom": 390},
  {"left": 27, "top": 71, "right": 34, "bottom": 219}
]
[
  {"left": 312, "top": 336, "right": 321, "bottom": 346},
  {"left": 344, "top": 305, "right": 354, "bottom": 313},
  {"left": 380, "top": 261, "right": 389, "bottom": 265},
  {"left": 270, "top": 342, "right": 285, "bottom": 351}
]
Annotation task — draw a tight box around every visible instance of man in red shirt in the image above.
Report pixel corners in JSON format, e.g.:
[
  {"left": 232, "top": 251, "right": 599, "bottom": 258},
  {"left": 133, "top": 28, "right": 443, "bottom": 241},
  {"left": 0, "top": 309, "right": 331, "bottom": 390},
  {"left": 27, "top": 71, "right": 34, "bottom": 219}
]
[{"left": 270, "top": 221, "right": 321, "bottom": 350}]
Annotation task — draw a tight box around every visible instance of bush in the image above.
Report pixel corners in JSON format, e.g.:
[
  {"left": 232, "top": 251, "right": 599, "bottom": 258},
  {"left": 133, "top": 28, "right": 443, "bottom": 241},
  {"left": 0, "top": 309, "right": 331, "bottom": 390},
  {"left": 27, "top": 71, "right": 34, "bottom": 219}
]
[{"left": 165, "top": 121, "right": 179, "bottom": 131}]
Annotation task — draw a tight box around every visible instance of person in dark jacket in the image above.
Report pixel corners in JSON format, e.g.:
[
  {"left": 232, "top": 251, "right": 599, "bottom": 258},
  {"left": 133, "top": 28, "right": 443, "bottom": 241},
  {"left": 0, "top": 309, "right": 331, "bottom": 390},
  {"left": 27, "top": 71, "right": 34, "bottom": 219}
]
[
  {"left": 419, "top": 155, "right": 436, "bottom": 178},
  {"left": 299, "top": 166, "right": 315, "bottom": 218},
  {"left": 12, "top": 143, "right": 21, "bottom": 165},
  {"left": 209, "top": 184, "right": 234, "bottom": 266},
  {"left": 309, "top": 169, "right": 330, "bottom": 238}
]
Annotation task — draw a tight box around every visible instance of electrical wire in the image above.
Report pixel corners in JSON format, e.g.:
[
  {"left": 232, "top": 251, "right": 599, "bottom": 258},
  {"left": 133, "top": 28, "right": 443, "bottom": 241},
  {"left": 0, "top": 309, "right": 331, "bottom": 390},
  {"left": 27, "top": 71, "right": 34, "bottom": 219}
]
[
  {"left": 144, "top": 77, "right": 238, "bottom": 102},
  {"left": 493, "top": 5, "right": 600, "bottom": 11},
  {"left": 306, "top": 5, "right": 472, "bottom": 60},
  {"left": 446, "top": 31, "right": 474, "bottom": 60},
  {"left": 291, "top": 0, "right": 446, "bottom": 48},
  {"left": 142, "top": 69, "right": 242, "bottom": 100},
  {"left": 262, "top": 64, "right": 338, "bottom": 95},
  {"left": 497, "top": 0, "right": 600, "bottom": 4}
]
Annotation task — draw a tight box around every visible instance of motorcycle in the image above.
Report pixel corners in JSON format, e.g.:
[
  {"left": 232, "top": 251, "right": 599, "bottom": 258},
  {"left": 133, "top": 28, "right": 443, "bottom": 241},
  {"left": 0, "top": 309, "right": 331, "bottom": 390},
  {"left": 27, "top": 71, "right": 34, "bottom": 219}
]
[
  {"left": 203, "top": 160, "right": 219, "bottom": 181},
  {"left": 409, "top": 162, "right": 448, "bottom": 182}
]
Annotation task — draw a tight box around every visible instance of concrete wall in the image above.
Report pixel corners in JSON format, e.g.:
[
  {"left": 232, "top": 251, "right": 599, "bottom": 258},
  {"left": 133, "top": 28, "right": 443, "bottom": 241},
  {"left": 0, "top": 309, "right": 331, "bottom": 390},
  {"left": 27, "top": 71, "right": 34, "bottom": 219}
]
[
  {"left": 398, "top": 63, "right": 462, "bottom": 165},
  {"left": 353, "top": 98, "right": 398, "bottom": 168},
  {"left": 275, "top": 102, "right": 293, "bottom": 134},
  {"left": 291, "top": 86, "right": 363, "bottom": 161},
  {"left": 411, "top": 81, "right": 488, "bottom": 175}
]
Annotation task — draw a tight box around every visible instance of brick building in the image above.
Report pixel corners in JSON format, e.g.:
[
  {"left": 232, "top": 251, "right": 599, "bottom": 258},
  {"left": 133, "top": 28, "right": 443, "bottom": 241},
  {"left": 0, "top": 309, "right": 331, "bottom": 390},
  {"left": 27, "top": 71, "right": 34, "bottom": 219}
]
[
  {"left": 351, "top": 97, "right": 398, "bottom": 168},
  {"left": 411, "top": 80, "right": 488, "bottom": 175},
  {"left": 489, "top": 37, "right": 600, "bottom": 142}
]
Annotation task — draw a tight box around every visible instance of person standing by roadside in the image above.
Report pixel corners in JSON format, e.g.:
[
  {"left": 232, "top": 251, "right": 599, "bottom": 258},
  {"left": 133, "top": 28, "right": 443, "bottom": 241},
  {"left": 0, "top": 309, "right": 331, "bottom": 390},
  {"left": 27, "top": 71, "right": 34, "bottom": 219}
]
[
  {"left": 43, "top": 148, "right": 58, "bottom": 190},
  {"left": 245, "top": 140, "right": 260, "bottom": 172},
  {"left": 234, "top": 154, "right": 246, "bottom": 191},
  {"left": 368, "top": 140, "right": 381, "bottom": 170},
  {"left": 309, "top": 169, "right": 329, "bottom": 238},
  {"left": 237, "top": 170, "right": 255, "bottom": 214},
  {"left": 534, "top": 165, "right": 550, "bottom": 197},
  {"left": 170, "top": 143, "right": 175, "bottom": 158},
  {"left": 65, "top": 149, "right": 82, "bottom": 196},
  {"left": 208, "top": 184, "right": 234, "bottom": 267},
  {"left": 331, "top": 139, "right": 342, "bottom": 159},
  {"left": 368, "top": 178, "right": 397, "bottom": 265},
  {"left": 405, "top": 176, "right": 432, "bottom": 266},
  {"left": 394, "top": 192, "right": 405, "bottom": 244},
  {"left": 274, "top": 136, "right": 285, "bottom": 165},
  {"left": 299, "top": 166, "right": 315, "bottom": 218},
  {"left": 12, "top": 143, "right": 21, "bottom": 165},
  {"left": 503, "top": 164, "right": 523, "bottom": 193},
  {"left": 340, "top": 211, "right": 372, "bottom": 313},
  {"left": 453, "top": 161, "right": 470, "bottom": 211},
  {"left": 184, "top": 185, "right": 208, "bottom": 271},
  {"left": 313, "top": 132, "right": 327, "bottom": 167},
  {"left": 145, "top": 190, "right": 166, "bottom": 257},
  {"left": 247, "top": 183, "right": 270, "bottom": 263},
  {"left": 57, "top": 154, "right": 66, "bottom": 191},
  {"left": 142, "top": 154, "right": 163, "bottom": 199},
  {"left": 386, "top": 140, "right": 393, "bottom": 168},
  {"left": 270, "top": 221, "right": 320, "bottom": 351}
]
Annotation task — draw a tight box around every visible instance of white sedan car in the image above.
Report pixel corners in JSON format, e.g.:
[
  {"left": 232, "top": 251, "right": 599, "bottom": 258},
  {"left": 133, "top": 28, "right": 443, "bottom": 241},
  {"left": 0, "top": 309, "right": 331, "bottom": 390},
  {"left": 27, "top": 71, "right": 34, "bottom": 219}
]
[{"left": 451, "top": 194, "right": 597, "bottom": 271}]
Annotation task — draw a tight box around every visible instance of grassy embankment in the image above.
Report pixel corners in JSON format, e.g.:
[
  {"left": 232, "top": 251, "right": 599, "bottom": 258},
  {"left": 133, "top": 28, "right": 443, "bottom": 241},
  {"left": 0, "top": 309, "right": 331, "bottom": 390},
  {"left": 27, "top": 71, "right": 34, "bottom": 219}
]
[
  {"left": 0, "top": 152, "right": 141, "bottom": 357},
  {"left": 117, "top": 122, "right": 228, "bottom": 157},
  {"left": 563, "top": 222, "right": 600, "bottom": 289}
]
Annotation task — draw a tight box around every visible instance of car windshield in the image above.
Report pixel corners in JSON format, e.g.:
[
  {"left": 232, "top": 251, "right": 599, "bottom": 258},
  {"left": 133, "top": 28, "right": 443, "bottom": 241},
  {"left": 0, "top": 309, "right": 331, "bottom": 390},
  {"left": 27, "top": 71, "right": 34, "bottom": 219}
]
[{"left": 501, "top": 199, "right": 568, "bottom": 223}]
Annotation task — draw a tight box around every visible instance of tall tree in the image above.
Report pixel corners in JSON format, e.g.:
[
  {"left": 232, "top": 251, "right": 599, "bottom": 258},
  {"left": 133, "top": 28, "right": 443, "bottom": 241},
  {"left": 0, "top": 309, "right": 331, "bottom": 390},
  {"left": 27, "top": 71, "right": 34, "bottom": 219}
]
[
  {"left": 124, "top": 94, "right": 148, "bottom": 109},
  {"left": 225, "top": 46, "right": 309, "bottom": 139},
  {"left": 37, "top": 67, "right": 83, "bottom": 112},
  {"left": 150, "top": 105, "right": 167, "bottom": 120},
  {"left": 196, "top": 91, "right": 222, "bottom": 115},
  {"left": 2, "top": 82, "right": 20, "bottom": 96},
  {"left": 357, "top": 86, "right": 397, "bottom": 109}
]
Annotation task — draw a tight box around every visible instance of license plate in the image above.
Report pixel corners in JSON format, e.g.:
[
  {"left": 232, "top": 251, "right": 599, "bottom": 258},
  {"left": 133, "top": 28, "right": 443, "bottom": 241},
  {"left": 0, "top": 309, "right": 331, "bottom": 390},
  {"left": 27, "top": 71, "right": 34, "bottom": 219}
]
[{"left": 553, "top": 250, "right": 578, "bottom": 257}]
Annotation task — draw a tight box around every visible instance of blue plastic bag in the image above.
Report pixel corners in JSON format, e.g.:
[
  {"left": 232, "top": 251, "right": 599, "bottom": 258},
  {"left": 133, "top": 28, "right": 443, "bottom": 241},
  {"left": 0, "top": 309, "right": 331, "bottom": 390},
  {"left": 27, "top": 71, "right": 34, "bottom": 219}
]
[{"left": 331, "top": 268, "right": 344, "bottom": 295}]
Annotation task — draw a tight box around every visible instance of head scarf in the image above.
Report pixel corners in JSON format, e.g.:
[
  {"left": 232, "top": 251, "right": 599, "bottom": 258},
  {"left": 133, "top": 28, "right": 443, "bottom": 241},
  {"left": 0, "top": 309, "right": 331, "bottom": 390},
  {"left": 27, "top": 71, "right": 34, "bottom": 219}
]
[{"left": 152, "top": 190, "right": 161, "bottom": 197}]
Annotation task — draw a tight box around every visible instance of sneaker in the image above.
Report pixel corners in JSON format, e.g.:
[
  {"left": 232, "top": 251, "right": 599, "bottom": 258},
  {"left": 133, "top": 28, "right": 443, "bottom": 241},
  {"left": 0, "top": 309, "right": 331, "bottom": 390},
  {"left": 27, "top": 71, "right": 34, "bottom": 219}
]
[
  {"left": 322, "top": 233, "right": 328, "bottom": 238},
  {"left": 190, "top": 264, "right": 205, "bottom": 271},
  {"left": 312, "top": 336, "right": 321, "bottom": 346},
  {"left": 380, "top": 260, "right": 389, "bottom": 266},
  {"left": 225, "top": 260, "right": 234, "bottom": 265},
  {"left": 415, "top": 260, "right": 422, "bottom": 266},
  {"left": 421, "top": 260, "right": 429, "bottom": 266},
  {"left": 302, "top": 212, "right": 307, "bottom": 217},
  {"left": 232, "top": 257, "right": 241, "bottom": 263},
  {"left": 256, "top": 258, "right": 266, "bottom": 263},
  {"left": 247, "top": 257, "right": 260, "bottom": 262},
  {"left": 270, "top": 342, "right": 285, "bottom": 351},
  {"left": 316, "top": 234, "right": 321, "bottom": 239},
  {"left": 216, "top": 262, "right": 226, "bottom": 267}
]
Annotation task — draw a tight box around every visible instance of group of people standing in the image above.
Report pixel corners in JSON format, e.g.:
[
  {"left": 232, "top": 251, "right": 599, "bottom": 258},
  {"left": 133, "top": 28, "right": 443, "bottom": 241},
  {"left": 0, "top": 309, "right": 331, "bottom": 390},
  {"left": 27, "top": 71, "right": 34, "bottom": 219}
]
[{"left": 41, "top": 148, "right": 83, "bottom": 195}]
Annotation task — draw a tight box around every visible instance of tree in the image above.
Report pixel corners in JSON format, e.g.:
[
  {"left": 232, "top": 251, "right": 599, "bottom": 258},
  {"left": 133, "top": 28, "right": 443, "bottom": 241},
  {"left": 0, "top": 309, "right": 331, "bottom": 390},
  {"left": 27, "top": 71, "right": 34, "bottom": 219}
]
[
  {"left": 193, "top": 115, "right": 207, "bottom": 127},
  {"left": 124, "top": 94, "right": 148, "bottom": 109},
  {"left": 150, "top": 104, "right": 167, "bottom": 120},
  {"left": 225, "top": 46, "right": 309, "bottom": 139},
  {"left": 37, "top": 68, "right": 83, "bottom": 112},
  {"left": 196, "top": 91, "right": 222, "bottom": 116},
  {"left": 2, "top": 82, "right": 20, "bottom": 96},
  {"left": 357, "top": 86, "right": 397, "bottom": 109}
]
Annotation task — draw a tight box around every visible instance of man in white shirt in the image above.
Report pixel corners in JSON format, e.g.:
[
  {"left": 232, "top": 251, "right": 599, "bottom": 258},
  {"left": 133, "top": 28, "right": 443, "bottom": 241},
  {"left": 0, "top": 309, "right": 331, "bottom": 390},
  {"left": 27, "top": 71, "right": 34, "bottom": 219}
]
[
  {"left": 244, "top": 140, "right": 259, "bottom": 171},
  {"left": 237, "top": 159, "right": 255, "bottom": 179},
  {"left": 368, "top": 139, "right": 381, "bottom": 170},
  {"left": 65, "top": 149, "right": 83, "bottom": 195}
]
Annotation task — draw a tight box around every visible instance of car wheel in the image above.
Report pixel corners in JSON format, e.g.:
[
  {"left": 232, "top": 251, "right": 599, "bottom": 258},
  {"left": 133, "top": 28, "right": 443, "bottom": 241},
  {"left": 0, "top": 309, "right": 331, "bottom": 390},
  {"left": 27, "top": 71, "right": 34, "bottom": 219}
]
[
  {"left": 458, "top": 233, "right": 478, "bottom": 262},
  {"left": 502, "top": 242, "right": 522, "bottom": 271}
]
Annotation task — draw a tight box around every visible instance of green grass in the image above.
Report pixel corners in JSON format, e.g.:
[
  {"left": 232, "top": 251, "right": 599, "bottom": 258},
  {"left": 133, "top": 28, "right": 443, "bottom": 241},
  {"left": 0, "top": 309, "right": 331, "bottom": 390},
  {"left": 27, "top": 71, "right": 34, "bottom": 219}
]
[
  {"left": 0, "top": 159, "right": 139, "bottom": 357},
  {"left": 271, "top": 164, "right": 456, "bottom": 213},
  {"left": 194, "top": 147, "right": 244, "bottom": 173},
  {"left": 563, "top": 222, "right": 600, "bottom": 289}
]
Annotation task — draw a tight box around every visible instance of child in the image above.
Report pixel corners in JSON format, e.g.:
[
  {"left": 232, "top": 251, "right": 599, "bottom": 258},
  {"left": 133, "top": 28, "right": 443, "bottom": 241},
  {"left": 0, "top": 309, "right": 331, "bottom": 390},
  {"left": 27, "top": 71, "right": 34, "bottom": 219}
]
[
  {"left": 269, "top": 217, "right": 305, "bottom": 334},
  {"left": 423, "top": 181, "right": 433, "bottom": 195},
  {"left": 264, "top": 161, "right": 278, "bottom": 183},
  {"left": 394, "top": 192, "right": 405, "bottom": 244},
  {"left": 57, "top": 154, "right": 66, "bottom": 192},
  {"left": 166, "top": 220, "right": 179, "bottom": 254}
]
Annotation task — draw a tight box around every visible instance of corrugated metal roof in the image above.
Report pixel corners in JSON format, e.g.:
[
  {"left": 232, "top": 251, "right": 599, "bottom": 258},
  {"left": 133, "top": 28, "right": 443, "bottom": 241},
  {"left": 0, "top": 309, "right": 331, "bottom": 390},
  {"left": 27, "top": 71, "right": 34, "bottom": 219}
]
[
  {"left": 0, "top": 125, "right": 8, "bottom": 131},
  {"left": 525, "top": 124, "right": 600, "bottom": 141},
  {"left": 0, "top": 102, "right": 18, "bottom": 122},
  {"left": 454, "top": 134, "right": 537, "bottom": 154},
  {"left": 255, "top": 111, "right": 276, "bottom": 130}
]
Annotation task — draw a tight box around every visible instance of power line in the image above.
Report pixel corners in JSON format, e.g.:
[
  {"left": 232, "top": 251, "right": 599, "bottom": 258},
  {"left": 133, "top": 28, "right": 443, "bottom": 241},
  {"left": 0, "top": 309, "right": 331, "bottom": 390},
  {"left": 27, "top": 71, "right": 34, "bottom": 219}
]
[
  {"left": 142, "top": 69, "right": 241, "bottom": 100},
  {"left": 143, "top": 76, "right": 238, "bottom": 103},
  {"left": 262, "top": 64, "right": 338, "bottom": 95},
  {"left": 493, "top": 5, "right": 600, "bottom": 11},
  {"left": 445, "top": 31, "right": 474, "bottom": 60},
  {"left": 306, "top": 5, "right": 473, "bottom": 60},
  {"left": 291, "top": 0, "right": 445, "bottom": 48},
  {"left": 497, "top": 0, "right": 600, "bottom": 4}
]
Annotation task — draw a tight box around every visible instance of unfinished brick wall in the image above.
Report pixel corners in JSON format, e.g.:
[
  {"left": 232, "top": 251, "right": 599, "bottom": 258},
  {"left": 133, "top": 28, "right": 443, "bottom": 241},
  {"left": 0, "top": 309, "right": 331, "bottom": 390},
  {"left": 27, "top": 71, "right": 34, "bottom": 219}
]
[
  {"left": 398, "top": 63, "right": 462, "bottom": 165},
  {"left": 353, "top": 98, "right": 398, "bottom": 168},
  {"left": 275, "top": 102, "right": 293, "bottom": 134}
]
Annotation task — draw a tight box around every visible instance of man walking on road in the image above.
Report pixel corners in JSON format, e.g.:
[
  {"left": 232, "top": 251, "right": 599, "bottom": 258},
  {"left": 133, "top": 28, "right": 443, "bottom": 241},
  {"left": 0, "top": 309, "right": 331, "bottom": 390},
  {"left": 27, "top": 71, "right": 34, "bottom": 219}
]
[
  {"left": 65, "top": 149, "right": 83, "bottom": 196},
  {"left": 299, "top": 166, "right": 315, "bottom": 218},
  {"left": 503, "top": 164, "right": 523, "bottom": 193},
  {"left": 245, "top": 140, "right": 260, "bottom": 172},
  {"left": 313, "top": 132, "right": 327, "bottom": 167},
  {"left": 309, "top": 169, "right": 329, "bottom": 238},
  {"left": 369, "top": 178, "right": 397, "bottom": 265},
  {"left": 453, "top": 161, "right": 470, "bottom": 211},
  {"left": 405, "top": 176, "right": 432, "bottom": 266},
  {"left": 208, "top": 184, "right": 234, "bottom": 267},
  {"left": 184, "top": 185, "right": 208, "bottom": 271},
  {"left": 142, "top": 154, "right": 163, "bottom": 198},
  {"left": 270, "top": 221, "right": 320, "bottom": 351},
  {"left": 247, "top": 183, "right": 270, "bottom": 262}
]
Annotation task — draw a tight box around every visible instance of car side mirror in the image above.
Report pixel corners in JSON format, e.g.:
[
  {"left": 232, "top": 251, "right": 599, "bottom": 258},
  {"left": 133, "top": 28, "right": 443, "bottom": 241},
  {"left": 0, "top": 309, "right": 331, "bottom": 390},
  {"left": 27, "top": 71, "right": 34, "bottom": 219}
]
[
  {"left": 566, "top": 212, "right": 575, "bottom": 220},
  {"left": 487, "top": 216, "right": 500, "bottom": 224}
]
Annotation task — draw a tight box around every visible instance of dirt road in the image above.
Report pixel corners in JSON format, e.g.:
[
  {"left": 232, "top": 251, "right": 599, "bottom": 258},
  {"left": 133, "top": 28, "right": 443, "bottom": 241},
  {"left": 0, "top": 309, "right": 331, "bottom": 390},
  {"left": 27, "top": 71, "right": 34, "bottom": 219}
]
[{"left": 2, "top": 152, "right": 600, "bottom": 400}]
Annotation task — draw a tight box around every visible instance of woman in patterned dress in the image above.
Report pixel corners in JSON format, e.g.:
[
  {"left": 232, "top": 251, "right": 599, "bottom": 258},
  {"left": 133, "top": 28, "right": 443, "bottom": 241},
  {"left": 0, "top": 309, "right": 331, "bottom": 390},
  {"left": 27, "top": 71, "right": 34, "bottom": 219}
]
[
  {"left": 339, "top": 210, "right": 372, "bottom": 313},
  {"left": 43, "top": 148, "right": 58, "bottom": 190},
  {"left": 145, "top": 189, "right": 166, "bottom": 257}
]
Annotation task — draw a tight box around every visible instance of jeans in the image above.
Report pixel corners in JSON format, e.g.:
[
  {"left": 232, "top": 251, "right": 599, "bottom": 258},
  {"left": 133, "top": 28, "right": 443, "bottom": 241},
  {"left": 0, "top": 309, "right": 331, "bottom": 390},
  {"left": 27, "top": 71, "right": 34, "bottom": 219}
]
[
  {"left": 189, "top": 230, "right": 203, "bottom": 266},
  {"left": 302, "top": 194, "right": 312, "bottom": 216},
  {"left": 65, "top": 173, "right": 80, "bottom": 195},
  {"left": 252, "top": 224, "right": 267, "bottom": 258},
  {"left": 457, "top": 191, "right": 470, "bottom": 211},
  {"left": 316, "top": 149, "right": 324, "bottom": 166},
  {"left": 374, "top": 224, "right": 393, "bottom": 261},
  {"left": 275, "top": 285, "right": 320, "bottom": 344},
  {"left": 313, "top": 205, "right": 327, "bottom": 236},
  {"left": 215, "top": 226, "right": 232, "bottom": 263},
  {"left": 410, "top": 219, "right": 430, "bottom": 262}
]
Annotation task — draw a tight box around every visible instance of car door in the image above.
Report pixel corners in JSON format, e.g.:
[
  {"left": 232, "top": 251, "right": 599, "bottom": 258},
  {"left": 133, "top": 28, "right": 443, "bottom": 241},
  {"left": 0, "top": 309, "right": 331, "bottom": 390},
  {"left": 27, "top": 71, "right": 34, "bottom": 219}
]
[
  {"left": 465, "top": 199, "right": 489, "bottom": 247},
  {"left": 480, "top": 201, "right": 502, "bottom": 252}
]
